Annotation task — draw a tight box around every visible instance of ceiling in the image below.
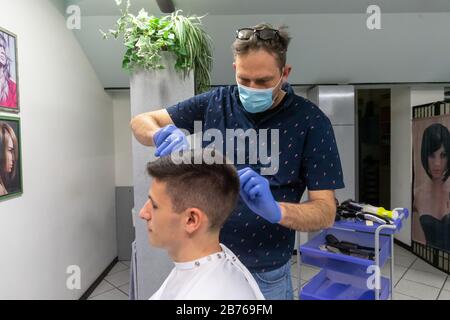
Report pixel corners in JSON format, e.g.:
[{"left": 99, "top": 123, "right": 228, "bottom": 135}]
[
  {"left": 57, "top": 0, "right": 450, "bottom": 88},
  {"left": 65, "top": 0, "right": 450, "bottom": 16}
]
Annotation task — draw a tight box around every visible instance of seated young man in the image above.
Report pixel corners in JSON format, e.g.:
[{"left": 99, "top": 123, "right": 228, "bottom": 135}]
[{"left": 139, "top": 150, "right": 264, "bottom": 300}]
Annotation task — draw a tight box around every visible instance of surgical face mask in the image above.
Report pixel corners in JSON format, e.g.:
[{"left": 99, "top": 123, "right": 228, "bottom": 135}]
[{"left": 237, "top": 73, "right": 284, "bottom": 114}]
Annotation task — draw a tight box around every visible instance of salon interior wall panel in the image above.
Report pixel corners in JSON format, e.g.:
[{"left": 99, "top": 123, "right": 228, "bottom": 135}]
[
  {"left": 307, "top": 85, "right": 356, "bottom": 202},
  {"left": 116, "top": 186, "right": 134, "bottom": 261},
  {"left": 112, "top": 90, "right": 133, "bottom": 187},
  {"left": 308, "top": 86, "right": 355, "bottom": 126},
  {"left": 332, "top": 125, "right": 356, "bottom": 202},
  {"left": 130, "top": 57, "right": 195, "bottom": 299}
]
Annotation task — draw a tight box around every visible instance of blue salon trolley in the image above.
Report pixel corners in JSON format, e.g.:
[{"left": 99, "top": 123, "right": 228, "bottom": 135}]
[{"left": 298, "top": 208, "right": 409, "bottom": 300}]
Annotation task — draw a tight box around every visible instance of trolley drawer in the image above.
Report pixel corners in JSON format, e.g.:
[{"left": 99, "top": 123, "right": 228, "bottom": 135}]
[{"left": 300, "top": 228, "right": 391, "bottom": 275}]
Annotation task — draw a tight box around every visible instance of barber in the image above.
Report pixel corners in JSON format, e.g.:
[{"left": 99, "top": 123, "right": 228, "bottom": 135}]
[{"left": 130, "top": 24, "right": 345, "bottom": 300}]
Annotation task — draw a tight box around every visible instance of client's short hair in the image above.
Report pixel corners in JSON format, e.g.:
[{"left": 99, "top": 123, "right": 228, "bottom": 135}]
[{"left": 146, "top": 150, "right": 239, "bottom": 231}]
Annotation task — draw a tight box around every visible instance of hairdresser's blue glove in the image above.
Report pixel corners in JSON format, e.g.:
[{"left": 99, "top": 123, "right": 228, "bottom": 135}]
[
  {"left": 153, "top": 124, "right": 189, "bottom": 157},
  {"left": 238, "top": 168, "right": 282, "bottom": 224}
]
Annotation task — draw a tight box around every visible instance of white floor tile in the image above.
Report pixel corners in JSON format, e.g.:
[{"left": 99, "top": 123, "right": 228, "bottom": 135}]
[
  {"left": 394, "top": 245, "right": 413, "bottom": 257},
  {"left": 444, "top": 279, "right": 450, "bottom": 292},
  {"left": 395, "top": 279, "right": 440, "bottom": 300},
  {"left": 394, "top": 254, "right": 417, "bottom": 268},
  {"left": 291, "top": 275, "right": 301, "bottom": 291},
  {"left": 291, "top": 255, "right": 297, "bottom": 265},
  {"left": 118, "top": 284, "right": 130, "bottom": 296},
  {"left": 89, "top": 288, "right": 128, "bottom": 300},
  {"left": 393, "top": 250, "right": 415, "bottom": 263},
  {"left": 120, "top": 260, "right": 131, "bottom": 267},
  {"left": 105, "top": 269, "right": 130, "bottom": 287},
  {"left": 291, "top": 267, "right": 302, "bottom": 300},
  {"left": 403, "top": 268, "right": 447, "bottom": 289},
  {"left": 298, "top": 265, "right": 320, "bottom": 282},
  {"left": 381, "top": 264, "right": 407, "bottom": 286},
  {"left": 291, "top": 262, "right": 299, "bottom": 279},
  {"left": 393, "top": 291, "right": 419, "bottom": 300},
  {"left": 107, "top": 263, "right": 129, "bottom": 276},
  {"left": 291, "top": 262, "right": 298, "bottom": 277},
  {"left": 438, "top": 290, "right": 450, "bottom": 300},
  {"left": 88, "top": 280, "right": 115, "bottom": 298},
  {"left": 410, "top": 259, "right": 447, "bottom": 276}
]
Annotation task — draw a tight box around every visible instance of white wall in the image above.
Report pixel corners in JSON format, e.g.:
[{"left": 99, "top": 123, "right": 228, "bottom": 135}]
[
  {"left": 0, "top": 0, "right": 116, "bottom": 299},
  {"left": 391, "top": 86, "right": 444, "bottom": 245},
  {"left": 111, "top": 90, "right": 133, "bottom": 187},
  {"left": 74, "top": 12, "right": 450, "bottom": 88},
  {"left": 391, "top": 87, "right": 413, "bottom": 245},
  {"left": 205, "top": 13, "right": 450, "bottom": 86},
  {"left": 411, "top": 88, "right": 444, "bottom": 107}
]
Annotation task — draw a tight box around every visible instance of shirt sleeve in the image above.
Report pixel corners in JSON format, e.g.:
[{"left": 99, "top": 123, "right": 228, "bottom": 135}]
[
  {"left": 166, "top": 89, "right": 215, "bottom": 134},
  {"left": 300, "top": 114, "right": 345, "bottom": 191}
]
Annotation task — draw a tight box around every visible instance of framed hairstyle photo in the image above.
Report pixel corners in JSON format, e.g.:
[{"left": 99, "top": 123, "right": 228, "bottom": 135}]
[
  {"left": 0, "top": 116, "right": 22, "bottom": 201},
  {"left": 0, "top": 27, "right": 19, "bottom": 113}
]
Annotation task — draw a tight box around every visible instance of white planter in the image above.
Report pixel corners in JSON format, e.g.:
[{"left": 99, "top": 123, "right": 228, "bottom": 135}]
[{"left": 129, "top": 53, "right": 195, "bottom": 300}]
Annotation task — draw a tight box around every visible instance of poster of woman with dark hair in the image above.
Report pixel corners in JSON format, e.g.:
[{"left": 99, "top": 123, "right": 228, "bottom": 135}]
[
  {"left": 0, "top": 27, "right": 19, "bottom": 112},
  {"left": 413, "top": 119, "right": 450, "bottom": 252}
]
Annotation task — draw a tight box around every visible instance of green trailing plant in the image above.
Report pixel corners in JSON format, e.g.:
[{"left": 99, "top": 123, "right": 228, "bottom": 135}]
[{"left": 101, "top": 0, "right": 213, "bottom": 93}]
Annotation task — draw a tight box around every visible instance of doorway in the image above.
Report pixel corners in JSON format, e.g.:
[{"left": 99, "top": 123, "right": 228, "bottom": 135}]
[{"left": 357, "top": 89, "right": 391, "bottom": 208}]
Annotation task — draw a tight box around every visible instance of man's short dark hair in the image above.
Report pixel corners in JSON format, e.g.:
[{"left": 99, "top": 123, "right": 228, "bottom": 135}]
[
  {"left": 146, "top": 150, "right": 240, "bottom": 231},
  {"left": 232, "top": 23, "right": 291, "bottom": 70},
  {"left": 421, "top": 123, "right": 450, "bottom": 181}
]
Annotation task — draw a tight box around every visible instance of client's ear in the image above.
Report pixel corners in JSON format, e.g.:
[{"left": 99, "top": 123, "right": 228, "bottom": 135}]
[{"left": 184, "top": 208, "right": 206, "bottom": 235}]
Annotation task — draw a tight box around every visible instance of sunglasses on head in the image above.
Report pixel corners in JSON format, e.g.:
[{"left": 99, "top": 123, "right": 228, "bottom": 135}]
[{"left": 236, "top": 28, "right": 280, "bottom": 41}]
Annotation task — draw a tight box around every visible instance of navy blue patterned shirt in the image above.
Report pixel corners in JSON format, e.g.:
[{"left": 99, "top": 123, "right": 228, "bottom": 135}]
[{"left": 167, "top": 83, "right": 345, "bottom": 273}]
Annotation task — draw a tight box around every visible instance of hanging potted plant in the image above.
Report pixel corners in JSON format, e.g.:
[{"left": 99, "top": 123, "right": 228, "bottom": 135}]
[{"left": 101, "top": 0, "right": 213, "bottom": 93}]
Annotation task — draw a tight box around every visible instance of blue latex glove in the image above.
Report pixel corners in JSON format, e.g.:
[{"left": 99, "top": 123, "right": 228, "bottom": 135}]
[
  {"left": 238, "top": 167, "right": 282, "bottom": 224},
  {"left": 153, "top": 124, "right": 189, "bottom": 157}
]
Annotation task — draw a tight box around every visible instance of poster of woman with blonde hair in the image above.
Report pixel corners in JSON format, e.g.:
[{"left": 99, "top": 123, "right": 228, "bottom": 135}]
[{"left": 0, "top": 27, "right": 19, "bottom": 112}]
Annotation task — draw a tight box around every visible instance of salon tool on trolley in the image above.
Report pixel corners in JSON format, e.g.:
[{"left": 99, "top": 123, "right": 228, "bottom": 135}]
[
  {"left": 320, "top": 234, "right": 376, "bottom": 260},
  {"left": 336, "top": 201, "right": 395, "bottom": 225},
  {"left": 340, "top": 200, "right": 398, "bottom": 220}
]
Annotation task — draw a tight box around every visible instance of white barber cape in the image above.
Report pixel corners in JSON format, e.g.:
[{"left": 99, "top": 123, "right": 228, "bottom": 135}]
[{"left": 150, "top": 244, "right": 265, "bottom": 300}]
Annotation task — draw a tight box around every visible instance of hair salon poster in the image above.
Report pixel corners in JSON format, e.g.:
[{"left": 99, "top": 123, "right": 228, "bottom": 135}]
[
  {"left": 412, "top": 115, "right": 450, "bottom": 252},
  {"left": 0, "top": 27, "right": 19, "bottom": 112}
]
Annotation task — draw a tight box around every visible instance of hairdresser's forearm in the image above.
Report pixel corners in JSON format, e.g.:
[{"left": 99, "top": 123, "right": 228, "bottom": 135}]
[
  {"left": 130, "top": 109, "right": 174, "bottom": 146},
  {"left": 278, "top": 196, "right": 336, "bottom": 232}
]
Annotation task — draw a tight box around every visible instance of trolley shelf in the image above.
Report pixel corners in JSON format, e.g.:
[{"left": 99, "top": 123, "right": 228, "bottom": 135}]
[
  {"left": 333, "top": 208, "right": 409, "bottom": 235},
  {"left": 300, "top": 269, "right": 390, "bottom": 300},
  {"left": 301, "top": 228, "right": 391, "bottom": 274}
]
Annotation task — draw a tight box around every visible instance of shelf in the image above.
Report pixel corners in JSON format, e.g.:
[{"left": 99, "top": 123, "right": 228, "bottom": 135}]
[
  {"left": 333, "top": 208, "right": 408, "bottom": 235},
  {"left": 300, "top": 269, "right": 390, "bottom": 300},
  {"left": 300, "top": 228, "right": 391, "bottom": 275}
]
